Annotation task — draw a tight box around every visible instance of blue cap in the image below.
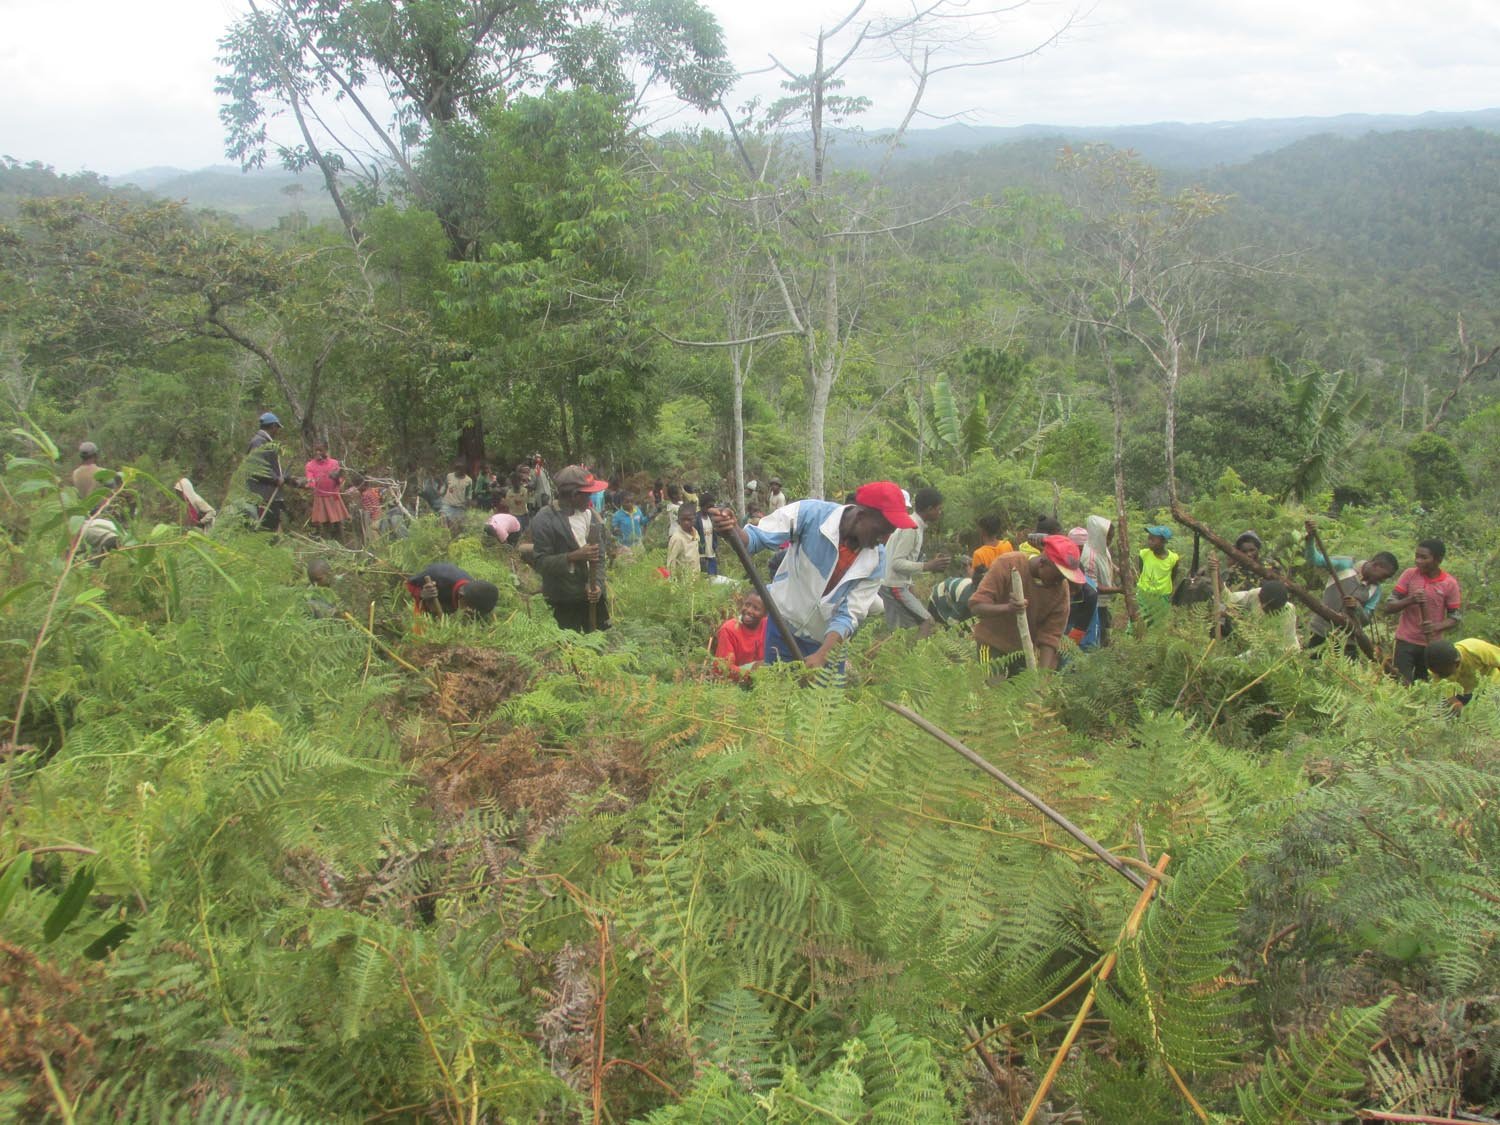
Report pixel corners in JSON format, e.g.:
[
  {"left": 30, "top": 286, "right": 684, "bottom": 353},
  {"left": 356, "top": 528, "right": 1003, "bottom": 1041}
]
[
  {"left": 1145, "top": 524, "right": 1174, "bottom": 540},
  {"left": 259, "top": 412, "right": 280, "bottom": 426}
]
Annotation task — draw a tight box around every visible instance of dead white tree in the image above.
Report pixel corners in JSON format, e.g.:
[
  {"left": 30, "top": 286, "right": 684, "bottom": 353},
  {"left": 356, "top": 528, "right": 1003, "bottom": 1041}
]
[{"left": 668, "top": 0, "right": 1075, "bottom": 496}]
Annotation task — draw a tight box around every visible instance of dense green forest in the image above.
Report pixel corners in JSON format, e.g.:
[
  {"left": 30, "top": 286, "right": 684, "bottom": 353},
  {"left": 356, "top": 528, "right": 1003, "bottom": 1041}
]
[{"left": 2, "top": 0, "right": 1499, "bottom": 1119}]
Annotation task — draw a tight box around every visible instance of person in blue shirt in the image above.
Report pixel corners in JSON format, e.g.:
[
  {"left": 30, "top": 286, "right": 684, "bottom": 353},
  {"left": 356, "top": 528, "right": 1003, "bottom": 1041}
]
[{"left": 611, "top": 492, "right": 647, "bottom": 548}]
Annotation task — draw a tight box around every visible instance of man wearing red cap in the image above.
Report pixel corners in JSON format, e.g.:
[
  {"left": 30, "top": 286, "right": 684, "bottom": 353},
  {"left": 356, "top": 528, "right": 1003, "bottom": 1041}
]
[
  {"left": 968, "top": 534, "right": 1087, "bottom": 673},
  {"left": 710, "top": 482, "right": 915, "bottom": 669},
  {"left": 530, "top": 464, "right": 611, "bottom": 632}
]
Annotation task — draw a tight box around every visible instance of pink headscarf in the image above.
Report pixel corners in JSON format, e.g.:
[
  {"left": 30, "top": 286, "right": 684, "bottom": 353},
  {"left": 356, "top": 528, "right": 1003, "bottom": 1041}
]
[{"left": 1068, "top": 526, "right": 1088, "bottom": 548}]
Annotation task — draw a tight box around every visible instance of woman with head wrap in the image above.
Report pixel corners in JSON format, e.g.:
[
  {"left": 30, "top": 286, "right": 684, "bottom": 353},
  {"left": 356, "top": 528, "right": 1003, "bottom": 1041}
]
[{"left": 174, "top": 478, "right": 217, "bottom": 529}]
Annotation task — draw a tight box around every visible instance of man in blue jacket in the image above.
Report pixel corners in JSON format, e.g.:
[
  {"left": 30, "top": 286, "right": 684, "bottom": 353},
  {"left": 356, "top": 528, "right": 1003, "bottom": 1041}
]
[{"left": 709, "top": 481, "right": 914, "bottom": 668}]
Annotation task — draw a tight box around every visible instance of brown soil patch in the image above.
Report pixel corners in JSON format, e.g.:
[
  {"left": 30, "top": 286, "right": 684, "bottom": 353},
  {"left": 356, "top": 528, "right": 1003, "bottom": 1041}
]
[
  {"left": 390, "top": 644, "right": 653, "bottom": 835},
  {"left": 424, "top": 727, "right": 652, "bottom": 834},
  {"left": 405, "top": 643, "right": 534, "bottom": 724}
]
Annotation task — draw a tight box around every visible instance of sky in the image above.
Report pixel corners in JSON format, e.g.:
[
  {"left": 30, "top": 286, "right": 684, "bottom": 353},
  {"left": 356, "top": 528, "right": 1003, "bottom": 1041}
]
[{"left": 2, "top": 0, "right": 1497, "bottom": 178}]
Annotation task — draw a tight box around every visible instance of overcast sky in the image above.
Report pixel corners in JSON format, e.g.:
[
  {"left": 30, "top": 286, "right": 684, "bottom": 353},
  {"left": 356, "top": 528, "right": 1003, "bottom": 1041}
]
[{"left": 2, "top": 0, "right": 1496, "bottom": 178}]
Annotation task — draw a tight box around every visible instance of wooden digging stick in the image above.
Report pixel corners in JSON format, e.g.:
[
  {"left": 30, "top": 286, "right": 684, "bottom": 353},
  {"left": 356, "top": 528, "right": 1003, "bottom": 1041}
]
[
  {"left": 719, "top": 514, "right": 806, "bottom": 662},
  {"left": 1307, "top": 525, "right": 1375, "bottom": 658},
  {"left": 1171, "top": 501, "right": 1373, "bottom": 659},
  {"left": 883, "top": 702, "right": 1150, "bottom": 893},
  {"left": 1209, "top": 553, "right": 1224, "bottom": 639},
  {"left": 586, "top": 516, "right": 603, "bottom": 632},
  {"left": 1010, "top": 569, "right": 1037, "bottom": 672}
]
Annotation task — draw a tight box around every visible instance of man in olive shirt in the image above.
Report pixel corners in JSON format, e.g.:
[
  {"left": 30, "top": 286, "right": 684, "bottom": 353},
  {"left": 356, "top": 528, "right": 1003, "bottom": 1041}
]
[{"left": 968, "top": 535, "right": 1086, "bottom": 674}]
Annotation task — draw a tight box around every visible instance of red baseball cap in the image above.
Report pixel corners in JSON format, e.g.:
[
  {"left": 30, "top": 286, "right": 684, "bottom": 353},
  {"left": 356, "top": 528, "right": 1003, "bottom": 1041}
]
[
  {"left": 852, "top": 481, "right": 918, "bottom": 529},
  {"left": 1041, "top": 534, "right": 1087, "bottom": 584}
]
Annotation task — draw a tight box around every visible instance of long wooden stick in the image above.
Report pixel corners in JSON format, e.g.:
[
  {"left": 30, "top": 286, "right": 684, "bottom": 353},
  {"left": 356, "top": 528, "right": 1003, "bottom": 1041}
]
[
  {"left": 882, "top": 702, "right": 1149, "bottom": 892},
  {"left": 1209, "top": 553, "right": 1224, "bottom": 639},
  {"left": 719, "top": 515, "right": 806, "bottom": 662},
  {"left": 1306, "top": 524, "right": 1375, "bottom": 659},
  {"left": 1171, "top": 501, "right": 1373, "bottom": 659},
  {"left": 1010, "top": 569, "right": 1037, "bottom": 671},
  {"left": 1020, "top": 855, "right": 1170, "bottom": 1125}
]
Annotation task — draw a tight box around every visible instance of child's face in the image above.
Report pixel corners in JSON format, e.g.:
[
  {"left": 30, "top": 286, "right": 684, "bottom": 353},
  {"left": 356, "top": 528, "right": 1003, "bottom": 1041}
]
[
  {"left": 740, "top": 596, "right": 767, "bottom": 628},
  {"left": 1147, "top": 534, "right": 1165, "bottom": 551},
  {"left": 1431, "top": 661, "right": 1459, "bottom": 680}
]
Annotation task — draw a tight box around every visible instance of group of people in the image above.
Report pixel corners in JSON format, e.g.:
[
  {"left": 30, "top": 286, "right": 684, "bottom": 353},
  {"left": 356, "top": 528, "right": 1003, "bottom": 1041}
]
[
  {"left": 245, "top": 414, "right": 395, "bottom": 541},
  {"left": 369, "top": 455, "right": 1499, "bottom": 707},
  {"left": 70, "top": 413, "right": 1498, "bottom": 709}
]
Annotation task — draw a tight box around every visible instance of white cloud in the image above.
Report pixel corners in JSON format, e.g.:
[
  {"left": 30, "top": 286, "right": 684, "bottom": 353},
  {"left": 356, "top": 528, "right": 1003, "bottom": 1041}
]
[{"left": 0, "top": 0, "right": 1495, "bottom": 175}]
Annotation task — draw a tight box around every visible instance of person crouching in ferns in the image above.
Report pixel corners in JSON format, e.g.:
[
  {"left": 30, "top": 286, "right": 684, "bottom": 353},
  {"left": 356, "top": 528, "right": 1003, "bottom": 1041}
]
[{"left": 1425, "top": 638, "right": 1500, "bottom": 714}]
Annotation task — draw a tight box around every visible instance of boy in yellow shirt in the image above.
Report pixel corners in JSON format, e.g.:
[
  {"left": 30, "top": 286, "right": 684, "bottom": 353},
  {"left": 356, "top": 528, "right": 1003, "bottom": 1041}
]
[{"left": 1425, "top": 638, "right": 1500, "bottom": 712}]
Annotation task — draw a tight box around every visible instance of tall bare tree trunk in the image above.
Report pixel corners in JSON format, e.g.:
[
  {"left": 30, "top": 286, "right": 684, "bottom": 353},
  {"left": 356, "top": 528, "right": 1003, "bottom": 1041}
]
[
  {"left": 731, "top": 345, "right": 748, "bottom": 513},
  {"left": 1099, "top": 336, "right": 1140, "bottom": 626},
  {"left": 1164, "top": 336, "right": 1182, "bottom": 504}
]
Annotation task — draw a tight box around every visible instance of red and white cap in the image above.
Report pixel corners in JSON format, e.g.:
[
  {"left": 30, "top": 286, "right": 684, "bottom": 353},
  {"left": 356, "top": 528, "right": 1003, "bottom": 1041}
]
[
  {"left": 852, "top": 481, "right": 918, "bottom": 529},
  {"left": 1041, "top": 534, "right": 1088, "bottom": 585}
]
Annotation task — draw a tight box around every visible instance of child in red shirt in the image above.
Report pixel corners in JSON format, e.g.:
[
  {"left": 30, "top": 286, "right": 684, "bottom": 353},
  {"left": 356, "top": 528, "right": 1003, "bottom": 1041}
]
[{"left": 713, "top": 593, "right": 769, "bottom": 680}]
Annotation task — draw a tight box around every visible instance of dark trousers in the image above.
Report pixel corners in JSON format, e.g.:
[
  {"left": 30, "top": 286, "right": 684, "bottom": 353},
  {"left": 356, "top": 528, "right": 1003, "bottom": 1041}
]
[
  {"left": 764, "top": 615, "right": 845, "bottom": 679},
  {"left": 699, "top": 557, "right": 718, "bottom": 576},
  {"left": 252, "top": 489, "right": 285, "bottom": 532},
  {"left": 550, "top": 598, "right": 610, "bottom": 633},
  {"left": 1394, "top": 638, "right": 1430, "bottom": 683},
  {"left": 764, "top": 614, "right": 818, "bottom": 664}
]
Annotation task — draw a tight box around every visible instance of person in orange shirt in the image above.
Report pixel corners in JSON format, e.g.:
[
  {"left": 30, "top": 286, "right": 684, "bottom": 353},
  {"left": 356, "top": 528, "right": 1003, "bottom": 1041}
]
[{"left": 968, "top": 515, "right": 1014, "bottom": 579}]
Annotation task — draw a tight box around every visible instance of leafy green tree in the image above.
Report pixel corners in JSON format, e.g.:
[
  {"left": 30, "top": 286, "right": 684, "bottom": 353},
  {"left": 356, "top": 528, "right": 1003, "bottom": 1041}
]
[
  {"left": 1405, "top": 431, "right": 1468, "bottom": 508},
  {"left": 217, "top": 0, "right": 731, "bottom": 249},
  {"left": 442, "top": 91, "right": 674, "bottom": 462}
]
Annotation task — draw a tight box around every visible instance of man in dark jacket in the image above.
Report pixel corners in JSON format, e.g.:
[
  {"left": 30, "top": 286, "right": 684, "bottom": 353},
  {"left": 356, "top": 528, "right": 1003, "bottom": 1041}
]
[
  {"left": 246, "top": 412, "right": 289, "bottom": 531},
  {"left": 529, "top": 464, "right": 610, "bottom": 631}
]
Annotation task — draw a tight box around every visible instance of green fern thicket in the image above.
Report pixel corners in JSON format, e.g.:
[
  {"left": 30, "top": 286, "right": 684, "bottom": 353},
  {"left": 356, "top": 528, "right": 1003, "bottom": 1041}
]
[{"left": 1, "top": 437, "right": 1497, "bottom": 1122}]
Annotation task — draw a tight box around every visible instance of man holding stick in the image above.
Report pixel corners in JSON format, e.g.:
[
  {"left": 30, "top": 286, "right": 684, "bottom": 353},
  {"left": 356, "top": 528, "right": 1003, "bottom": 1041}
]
[
  {"left": 968, "top": 536, "right": 1084, "bottom": 674},
  {"left": 708, "top": 482, "right": 912, "bottom": 669},
  {"left": 1303, "top": 520, "right": 1397, "bottom": 660},
  {"left": 530, "top": 465, "right": 610, "bottom": 633}
]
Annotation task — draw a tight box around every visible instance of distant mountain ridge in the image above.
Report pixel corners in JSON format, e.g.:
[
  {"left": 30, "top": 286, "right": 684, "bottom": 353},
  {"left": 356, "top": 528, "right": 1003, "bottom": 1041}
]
[
  {"left": 845, "top": 107, "right": 1500, "bottom": 171},
  {"left": 84, "top": 106, "right": 1500, "bottom": 230},
  {"left": 110, "top": 165, "right": 339, "bottom": 229}
]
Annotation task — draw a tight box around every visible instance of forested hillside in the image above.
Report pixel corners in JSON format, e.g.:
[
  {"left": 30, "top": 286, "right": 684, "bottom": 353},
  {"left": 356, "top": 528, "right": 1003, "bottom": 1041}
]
[{"left": 2, "top": 2, "right": 1499, "bottom": 1119}]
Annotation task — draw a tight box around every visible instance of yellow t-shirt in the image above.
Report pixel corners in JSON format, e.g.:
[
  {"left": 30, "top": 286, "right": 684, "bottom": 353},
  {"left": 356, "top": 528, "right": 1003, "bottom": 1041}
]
[{"left": 1443, "top": 638, "right": 1500, "bottom": 695}]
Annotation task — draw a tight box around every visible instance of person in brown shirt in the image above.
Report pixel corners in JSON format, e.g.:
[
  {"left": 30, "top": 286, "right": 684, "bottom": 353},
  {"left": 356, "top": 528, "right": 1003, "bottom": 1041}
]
[
  {"left": 71, "top": 441, "right": 122, "bottom": 508},
  {"left": 969, "top": 535, "right": 1088, "bottom": 673}
]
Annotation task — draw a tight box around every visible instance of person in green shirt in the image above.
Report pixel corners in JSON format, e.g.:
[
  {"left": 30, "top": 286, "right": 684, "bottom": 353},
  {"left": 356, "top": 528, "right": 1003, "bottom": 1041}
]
[{"left": 1136, "top": 525, "right": 1180, "bottom": 627}]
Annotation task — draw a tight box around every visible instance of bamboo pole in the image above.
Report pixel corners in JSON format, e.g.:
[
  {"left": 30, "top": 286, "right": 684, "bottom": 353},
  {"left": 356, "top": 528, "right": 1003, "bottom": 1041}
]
[
  {"left": 1020, "top": 855, "right": 1171, "bottom": 1125},
  {"left": 1010, "top": 569, "right": 1037, "bottom": 672},
  {"left": 586, "top": 517, "right": 601, "bottom": 632},
  {"left": 882, "top": 702, "right": 1149, "bottom": 893}
]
